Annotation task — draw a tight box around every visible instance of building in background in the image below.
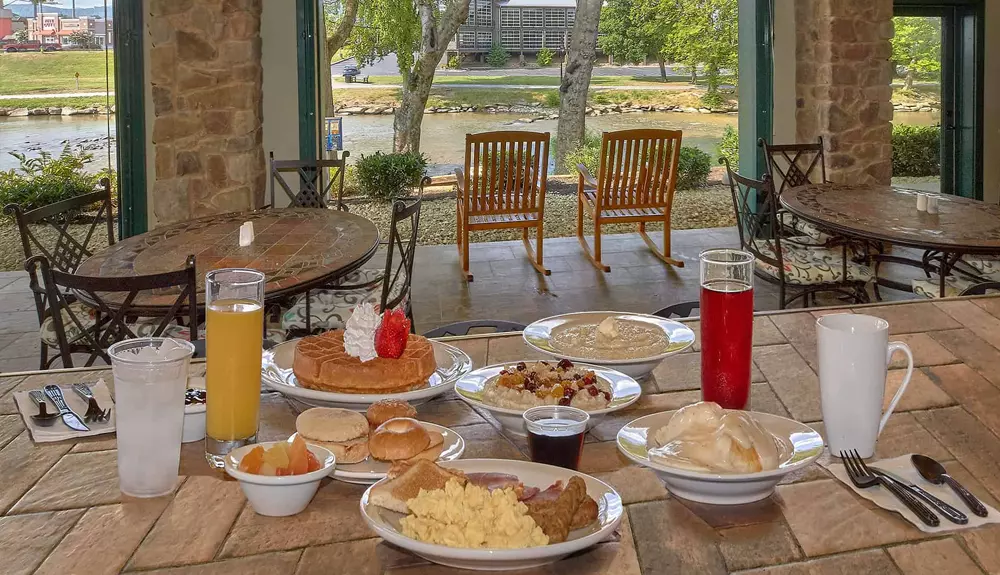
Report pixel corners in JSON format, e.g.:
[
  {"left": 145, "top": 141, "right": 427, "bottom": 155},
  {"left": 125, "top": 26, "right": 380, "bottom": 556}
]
[
  {"left": 452, "top": 0, "right": 577, "bottom": 57},
  {"left": 27, "top": 12, "right": 113, "bottom": 48},
  {"left": 0, "top": 7, "right": 27, "bottom": 40}
]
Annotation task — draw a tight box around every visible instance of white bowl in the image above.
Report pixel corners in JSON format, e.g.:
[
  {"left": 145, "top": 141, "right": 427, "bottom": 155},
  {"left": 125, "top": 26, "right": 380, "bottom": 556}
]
[
  {"left": 360, "top": 459, "right": 623, "bottom": 571},
  {"left": 454, "top": 362, "right": 641, "bottom": 438},
  {"left": 224, "top": 441, "right": 336, "bottom": 516},
  {"left": 522, "top": 311, "right": 696, "bottom": 379},
  {"left": 616, "top": 410, "right": 824, "bottom": 505},
  {"left": 182, "top": 403, "right": 206, "bottom": 443}
]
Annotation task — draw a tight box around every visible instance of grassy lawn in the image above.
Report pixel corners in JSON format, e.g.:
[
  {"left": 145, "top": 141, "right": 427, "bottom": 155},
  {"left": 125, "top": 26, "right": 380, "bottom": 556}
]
[
  {"left": 0, "top": 95, "right": 113, "bottom": 109},
  {"left": 0, "top": 51, "right": 114, "bottom": 95},
  {"left": 346, "top": 75, "right": 698, "bottom": 87}
]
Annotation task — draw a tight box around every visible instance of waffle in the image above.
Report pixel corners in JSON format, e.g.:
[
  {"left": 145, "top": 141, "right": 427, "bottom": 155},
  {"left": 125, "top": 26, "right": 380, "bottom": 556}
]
[{"left": 293, "top": 330, "right": 437, "bottom": 394}]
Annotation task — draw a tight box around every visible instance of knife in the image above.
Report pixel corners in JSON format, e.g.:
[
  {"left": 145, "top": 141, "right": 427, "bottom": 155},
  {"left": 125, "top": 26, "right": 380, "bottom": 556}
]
[
  {"left": 43, "top": 385, "right": 89, "bottom": 432},
  {"left": 871, "top": 467, "right": 968, "bottom": 525}
]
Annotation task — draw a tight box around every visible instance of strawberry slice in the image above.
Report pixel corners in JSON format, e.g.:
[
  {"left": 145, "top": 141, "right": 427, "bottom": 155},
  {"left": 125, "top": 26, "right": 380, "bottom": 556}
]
[{"left": 374, "top": 309, "right": 411, "bottom": 359}]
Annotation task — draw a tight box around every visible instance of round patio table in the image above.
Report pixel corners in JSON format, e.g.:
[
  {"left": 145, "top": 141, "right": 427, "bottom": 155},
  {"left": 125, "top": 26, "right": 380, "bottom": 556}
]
[
  {"left": 780, "top": 183, "right": 1000, "bottom": 297},
  {"left": 76, "top": 208, "right": 380, "bottom": 309}
]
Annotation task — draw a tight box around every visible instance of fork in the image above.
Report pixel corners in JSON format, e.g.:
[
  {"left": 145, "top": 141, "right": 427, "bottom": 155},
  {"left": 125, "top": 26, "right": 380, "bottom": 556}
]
[
  {"left": 840, "top": 449, "right": 940, "bottom": 527},
  {"left": 72, "top": 384, "right": 112, "bottom": 423}
]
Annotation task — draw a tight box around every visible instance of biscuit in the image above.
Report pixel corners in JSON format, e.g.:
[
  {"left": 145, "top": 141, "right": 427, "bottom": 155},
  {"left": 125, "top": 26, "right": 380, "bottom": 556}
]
[{"left": 296, "top": 408, "right": 368, "bottom": 442}]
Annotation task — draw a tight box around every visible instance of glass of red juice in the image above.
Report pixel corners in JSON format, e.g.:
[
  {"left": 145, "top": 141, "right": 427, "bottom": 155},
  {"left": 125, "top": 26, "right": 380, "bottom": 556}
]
[
  {"left": 699, "top": 248, "right": 754, "bottom": 410},
  {"left": 523, "top": 406, "right": 589, "bottom": 470}
]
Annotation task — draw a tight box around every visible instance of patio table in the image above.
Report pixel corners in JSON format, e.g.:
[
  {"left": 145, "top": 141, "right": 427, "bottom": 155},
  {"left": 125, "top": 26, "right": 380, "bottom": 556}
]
[
  {"left": 781, "top": 183, "right": 1000, "bottom": 298},
  {"left": 3, "top": 296, "right": 1000, "bottom": 573},
  {"left": 75, "top": 208, "right": 380, "bottom": 309}
]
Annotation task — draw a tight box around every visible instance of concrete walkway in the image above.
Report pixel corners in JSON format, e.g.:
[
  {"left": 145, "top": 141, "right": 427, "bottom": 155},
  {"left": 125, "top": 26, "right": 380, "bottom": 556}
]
[{"left": 333, "top": 82, "right": 696, "bottom": 91}]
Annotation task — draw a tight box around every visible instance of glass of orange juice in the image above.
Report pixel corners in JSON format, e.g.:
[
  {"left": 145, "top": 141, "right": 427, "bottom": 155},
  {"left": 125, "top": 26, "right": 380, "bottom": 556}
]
[{"left": 204, "top": 268, "right": 265, "bottom": 468}]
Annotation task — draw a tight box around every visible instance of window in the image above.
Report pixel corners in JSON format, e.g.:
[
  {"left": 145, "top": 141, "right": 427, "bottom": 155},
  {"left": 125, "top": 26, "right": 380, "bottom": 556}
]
[
  {"left": 522, "top": 30, "right": 542, "bottom": 50},
  {"left": 499, "top": 7, "right": 519, "bottom": 28},
  {"left": 522, "top": 8, "right": 542, "bottom": 27},
  {"left": 466, "top": 1, "right": 476, "bottom": 24},
  {"left": 500, "top": 30, "right": 519, "bottom": 50},
  {"left": 544, "top": 9, "right": 565, "bottom": 28},
  {"left": 459, "top": 32, "right": 476, "bottom": 48},
  {"left": 567, "top": 9, "right": 575, "bottom": 26},
  {"left": 477, "top": 31, "right": 493, "bottom": 48},
  {"left": 476, "top": 2, "right": 492, "bottom": 26},
  {"left": 544, "top": 31, "right": 564, "bottom": 49}
]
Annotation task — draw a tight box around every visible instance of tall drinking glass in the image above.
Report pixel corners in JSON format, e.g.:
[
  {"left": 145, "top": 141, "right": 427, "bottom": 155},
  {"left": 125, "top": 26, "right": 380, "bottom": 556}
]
[
  {"left": 700, "top": 249, "right": 754, "bottom": 410},
  {"left": 109, "top": 337, "right": 195, "bottom": 497},
  {"left": 205, "top": 268, "right": 265, "bottom": 468}
]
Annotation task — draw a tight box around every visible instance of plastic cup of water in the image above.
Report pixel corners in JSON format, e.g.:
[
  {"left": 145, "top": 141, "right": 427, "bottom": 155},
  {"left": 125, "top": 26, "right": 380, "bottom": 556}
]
[{"left": 108, "top": 337, "right": 195, "bottom": 498}]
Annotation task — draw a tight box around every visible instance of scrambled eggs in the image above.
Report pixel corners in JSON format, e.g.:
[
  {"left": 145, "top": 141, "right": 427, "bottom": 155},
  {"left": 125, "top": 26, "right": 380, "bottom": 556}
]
[{"left": 400, "top": 479, "right": 549, "bottom": 549}]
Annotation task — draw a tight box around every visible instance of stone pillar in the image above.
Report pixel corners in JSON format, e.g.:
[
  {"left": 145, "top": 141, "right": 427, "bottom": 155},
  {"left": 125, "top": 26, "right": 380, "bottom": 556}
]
[
  {"left": 148, "top": 0, "right": 265, "bottom": 227},
  {"left": 795, "top": 0, "right": 894, "bottom": 184}
]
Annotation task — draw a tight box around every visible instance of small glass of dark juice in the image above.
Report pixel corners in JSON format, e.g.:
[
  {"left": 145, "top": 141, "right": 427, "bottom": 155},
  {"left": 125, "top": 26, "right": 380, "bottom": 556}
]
[{"left": 523, "top": 406, "right": 589, "bottom": 470}]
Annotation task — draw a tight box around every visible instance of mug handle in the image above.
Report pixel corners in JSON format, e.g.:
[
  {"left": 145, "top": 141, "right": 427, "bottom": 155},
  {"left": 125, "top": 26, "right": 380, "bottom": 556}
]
[{"left": 879, "top": 341, "right": 913, "bottom": 435}]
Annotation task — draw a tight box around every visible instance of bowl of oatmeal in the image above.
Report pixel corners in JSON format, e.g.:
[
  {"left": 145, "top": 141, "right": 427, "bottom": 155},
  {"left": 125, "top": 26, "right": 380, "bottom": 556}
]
[
  {"left": 523, "top": 312, "right": 696, "bottom": 379},
  {"left": 455, "top": 360, "right": 641, "bottom": 437}
]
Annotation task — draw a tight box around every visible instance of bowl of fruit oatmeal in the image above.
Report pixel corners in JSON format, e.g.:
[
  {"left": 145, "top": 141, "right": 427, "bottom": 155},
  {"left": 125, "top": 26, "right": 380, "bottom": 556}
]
[{"left": 455, "top": 360, "right": 642, "bottom": 437}]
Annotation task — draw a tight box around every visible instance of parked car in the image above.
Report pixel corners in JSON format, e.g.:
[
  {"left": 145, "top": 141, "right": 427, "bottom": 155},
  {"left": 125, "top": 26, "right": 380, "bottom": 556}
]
[{"left": 2, "top": 41, "right": 61, "bottom": 53}]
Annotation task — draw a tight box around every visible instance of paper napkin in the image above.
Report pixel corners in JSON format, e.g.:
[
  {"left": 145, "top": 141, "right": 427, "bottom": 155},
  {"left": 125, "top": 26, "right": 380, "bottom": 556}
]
[
  {"left": 15, "top": 379, "right": 116, "bottom": 443},
  {"left": 822, "top": 453, "right": 1000, "bottom": 533}
]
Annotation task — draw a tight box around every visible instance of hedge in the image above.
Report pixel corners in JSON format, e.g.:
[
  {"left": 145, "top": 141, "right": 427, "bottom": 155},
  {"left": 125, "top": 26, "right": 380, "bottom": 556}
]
[{"left": 892, "top": 124, "right": 940, "bottom": 177}]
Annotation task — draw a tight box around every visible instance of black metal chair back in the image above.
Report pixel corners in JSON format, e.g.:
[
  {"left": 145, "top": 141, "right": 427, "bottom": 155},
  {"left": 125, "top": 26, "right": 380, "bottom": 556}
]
[
  {"left": 653, "top": 301, "right": 700, "bottom": 319},
  {"left": 379, "top": 177, "right": 429, "bottom": 321},
  {"left": 759, "top": 137, "right": 826, "bottom": 196},
  {"left": 423, "top": 320, "right": 527, "bottom": 338},
  {"left": 960, "top": 281, "right": 1000, "bottom": 296},
  {"left": 26, "top": 254, "right": 199, "bottom": 368},
  {"left": 721, "top": 159, "right": 784, "bottom": 278},
  {"left": 269, "top": 151, "right": 350, "bottom": 210}
]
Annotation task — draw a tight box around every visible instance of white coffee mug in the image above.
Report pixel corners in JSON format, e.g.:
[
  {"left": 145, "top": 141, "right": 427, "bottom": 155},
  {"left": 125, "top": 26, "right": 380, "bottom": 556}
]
[{"left": 816, "top": 313, "right": 913, "bottom": 458}]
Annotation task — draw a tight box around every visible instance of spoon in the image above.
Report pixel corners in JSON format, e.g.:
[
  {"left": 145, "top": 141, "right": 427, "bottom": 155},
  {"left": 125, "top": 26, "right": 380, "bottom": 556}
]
[
  {"left": 28, "top": 390, "right": 60, "bottom": 427},
  {"left": 911, "top": 454, "right": 989, "bottom": 517}
]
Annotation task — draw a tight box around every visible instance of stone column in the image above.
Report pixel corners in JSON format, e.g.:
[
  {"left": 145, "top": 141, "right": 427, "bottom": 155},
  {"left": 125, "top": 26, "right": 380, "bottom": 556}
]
[
  {"left": 148, "top": 0, "right": 265, "bottom": 227},
  {"left": 795, "top": 0, "right": 894, "bottom": 184}
]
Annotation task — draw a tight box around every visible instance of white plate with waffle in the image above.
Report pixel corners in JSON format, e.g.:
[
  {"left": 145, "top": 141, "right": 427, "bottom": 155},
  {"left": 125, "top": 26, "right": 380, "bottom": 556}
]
[{"left": 262, "top": 338, "right": 473, "bottom": 410}]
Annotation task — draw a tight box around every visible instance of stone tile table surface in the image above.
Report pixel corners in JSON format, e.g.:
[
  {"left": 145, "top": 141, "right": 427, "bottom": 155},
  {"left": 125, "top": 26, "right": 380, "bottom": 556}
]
[{"left": 3, "top": 296, "right": 1000, "bottom": 574}]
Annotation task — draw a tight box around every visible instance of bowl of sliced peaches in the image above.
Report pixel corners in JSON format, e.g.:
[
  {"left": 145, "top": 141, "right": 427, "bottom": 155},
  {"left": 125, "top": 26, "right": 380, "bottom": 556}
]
[{"left": 224, "top": 435, "right": 336, "bottom": 517}]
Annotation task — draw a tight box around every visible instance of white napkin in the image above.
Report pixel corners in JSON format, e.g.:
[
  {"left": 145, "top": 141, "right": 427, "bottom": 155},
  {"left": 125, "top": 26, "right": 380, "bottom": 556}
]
[
  {"left": 14, "top": 379, "right": 116, "bottom": 443},
  {"left": 822, "top": 453, "right": 1000, "bottom": 533}
]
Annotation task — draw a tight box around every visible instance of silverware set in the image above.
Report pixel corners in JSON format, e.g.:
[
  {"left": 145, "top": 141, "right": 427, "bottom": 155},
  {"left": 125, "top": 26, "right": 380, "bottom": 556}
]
[
  {"left": 840, "top": 449, "right": 988, "bottom": 526},
  {"left": 27, "top": 384, "right": 111, "bottom": 432}
]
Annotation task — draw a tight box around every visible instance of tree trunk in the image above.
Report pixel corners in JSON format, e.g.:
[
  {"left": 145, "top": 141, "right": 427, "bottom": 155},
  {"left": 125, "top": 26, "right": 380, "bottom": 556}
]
[
  {"left": 690, "top": 66, "right": 697, "bottom": 83},
  {"left": 657, "top": 55, "right": 667, "bottom": 83},
  {"left": 393, "top": 0, "right": 470, "bottom": 153},
  {"left": 554, "top": 0, "right": 601, "bottom": 173},
  {"left": 322, "top": 0, "right": 360, "bottom": 119},
  {"left": 905, "top": 66, "right": 915, "bottom": 90}
]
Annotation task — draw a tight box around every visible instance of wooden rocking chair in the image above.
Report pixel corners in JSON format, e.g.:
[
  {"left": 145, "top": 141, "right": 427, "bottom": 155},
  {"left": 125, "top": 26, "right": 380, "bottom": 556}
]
[
  {"left": 455, "top": 131, "right": 551, "bottom": 281},
  {"left": 576, "top": 129, "right": 684, "bottom": 272}
]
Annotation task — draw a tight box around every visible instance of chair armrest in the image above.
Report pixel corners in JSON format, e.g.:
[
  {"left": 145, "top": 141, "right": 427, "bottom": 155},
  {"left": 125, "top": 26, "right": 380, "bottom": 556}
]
[
  {"left": 454, "top": 168, "right": 466, "bottom": 196},
  {"left": 577, "top": 164, "right": 598, "bottom": 189}
]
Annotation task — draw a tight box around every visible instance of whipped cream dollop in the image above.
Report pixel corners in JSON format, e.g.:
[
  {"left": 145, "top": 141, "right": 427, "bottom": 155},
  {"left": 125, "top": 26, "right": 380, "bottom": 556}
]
[
  {"left": 596, "top": 317, "right": 620, "bottom": 340},
  {"left": 648, "top": 402, "right": 788, "bottom": 473},
  {"left": 344, "top": 302, "right": 380, "bottom": 362}
]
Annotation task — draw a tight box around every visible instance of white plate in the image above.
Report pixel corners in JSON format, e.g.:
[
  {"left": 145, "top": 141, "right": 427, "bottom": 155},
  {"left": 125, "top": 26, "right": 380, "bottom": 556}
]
[
  {"left": 261, "top": 338, "right": 473, "bottom": 409},
  {"left": 360, "top": 459, "right": 624, "bottom": 571},
  {"left": 454, "top": 362, "right": 641, "bottom": 438},
  {"left": 293, "top": 421, "right": 466, "bottom": 485},
  {"left": 616, "top": 410, "right": 824, "bottom": 504},
  {"left": 522, "top": 311, "right": 696, "bottom": 379}
]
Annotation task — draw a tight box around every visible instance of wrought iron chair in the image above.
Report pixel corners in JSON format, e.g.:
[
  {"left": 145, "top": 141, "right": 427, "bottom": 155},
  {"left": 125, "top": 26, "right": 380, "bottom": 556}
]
[
  {"left": 722, "top": 159, "right": 873, "bottom": 309},
  {"left": 423, "top": 320, "right": 526, "bottom": 338},
  {"left": 4, "top": 178, "right": 116, "bottom": 368},
  {"left": 26, "top": 254, "right": 198, "bottom": 368},
  {"left": 758, "top": 138, "right": 834, "bottom": 244},
  {"left": 268, "top": 151, "right": 350, "bottom": 210},
  {"left": 960, "top": 281, "right": 1000, "bottom": 296},
  {"left": 653, "top": 301, "right": 700, "bottom": 319},
  {"left": 280, "top": 191, "right": 423, "bottom": 335}
]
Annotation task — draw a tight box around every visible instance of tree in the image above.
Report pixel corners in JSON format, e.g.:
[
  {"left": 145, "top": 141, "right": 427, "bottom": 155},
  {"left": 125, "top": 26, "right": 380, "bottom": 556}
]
[
  {"left": 661, "top": 0, "right": 737, "bottom": 98},
  {"left": 554, "top": 0, "right": 601, "bottom": 173},
  {"left": 30, "top": 0, "right": 55, "bottom": 16},
  {"left": 13, "top": 28, "right": 29, "bottom": 43},
  {"left": 598, "top": 0, "right": 671, "bottom": 81},
  {"left": 67, "top": 30, "right": 97, "bottom": 49},
  {"left": 321, "top": 0, "right": 360, "bottom": 118},
  {"left": 891, "top": 17, "right": 941, "bottom": 90},
  {"left": 348, "top": 0, "right": 469, "bottom": 152}
]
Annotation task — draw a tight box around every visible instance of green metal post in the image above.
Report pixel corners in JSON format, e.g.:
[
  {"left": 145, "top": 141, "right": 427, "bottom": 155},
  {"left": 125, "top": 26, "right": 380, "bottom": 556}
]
[
  {"left": 738, "top": 0, "right": 773, "bottom": 180},
  {"left": 297, "top": 0, "right": 318, "bottom": 161},
  {"left": 112, "top": 0, "right": 147, "bottom": 237}
]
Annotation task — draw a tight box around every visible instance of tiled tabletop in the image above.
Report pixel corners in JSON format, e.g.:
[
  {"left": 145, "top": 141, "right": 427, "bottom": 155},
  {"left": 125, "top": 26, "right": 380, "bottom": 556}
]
[{"left": 3, "top": 297, "right": 1000, "bottom": 574}]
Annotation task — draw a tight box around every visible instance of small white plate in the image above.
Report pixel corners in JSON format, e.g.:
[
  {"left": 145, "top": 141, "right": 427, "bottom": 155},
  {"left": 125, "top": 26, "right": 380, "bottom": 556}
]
[
  {"left": 261, "top": 338, "right": 473, "bottom": 410},
  {"left": 522, "top": 311, "right": 696, "bottom": 379},
  {"left": 454, "top": 362, "right": 641, "bottom": 438},
  {"left": 293, "top": 421, "right": 466, "bottom": 485},
  {"left": 616, "top": 410, "right": 824, "bottom": 504},
  {"left": 360, "top": 459, "right": 624, "bottom": 571}
]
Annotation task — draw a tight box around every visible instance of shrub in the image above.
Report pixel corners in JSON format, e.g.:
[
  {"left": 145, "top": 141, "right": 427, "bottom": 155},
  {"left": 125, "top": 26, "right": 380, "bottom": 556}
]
[
  {"left": 564, "top": 130, "right": 602, "bottom": 175},
  {"left": 0, "top": 146, "right": 103, "bottom": 213},
  {"left": 717, "top": 125, "right": 739, "bottom": 168},
  {"left": 676, "top": 146, "right": 712, "bottom": 190},
  {"left": 543, "top": 91, "right": 560, "bottom": 108},
  {"left": 700, "top": 90, "right": 726, "bottom": 109},
  {"left": 536, "top": 47, "right": 554, "bottom": 67},
  {"left": 354, "top": 151, "right": 428, "bottom": 202},
  {"left": 892, "top": 123, "right": 940, "bottom": 177},
  {"left": 487, "top": 44, "right": 509, "bottom": 68},
  {"left": 446, "top": 55, "right": 461, "bottom": 69}
]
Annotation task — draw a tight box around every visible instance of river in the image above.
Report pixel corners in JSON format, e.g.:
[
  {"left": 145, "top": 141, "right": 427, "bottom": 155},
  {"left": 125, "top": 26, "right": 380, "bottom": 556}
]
[{"left": 0, "top": 111, "right": 940, "bottom": 174}]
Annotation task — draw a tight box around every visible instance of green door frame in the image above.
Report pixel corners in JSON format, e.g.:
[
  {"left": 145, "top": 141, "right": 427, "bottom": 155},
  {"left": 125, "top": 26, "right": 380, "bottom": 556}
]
[
  {"left": 894, "top": 0, "right": 984, "bottom": 200},
  {"left": 297, "top": 0, "right": 319, "bottom": 162},
  {"left": 112, "top": 0, "right": 147, "bottom": 238},
  {"left": 737, "top": 0, "right": 774, "bottom": 218}
]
